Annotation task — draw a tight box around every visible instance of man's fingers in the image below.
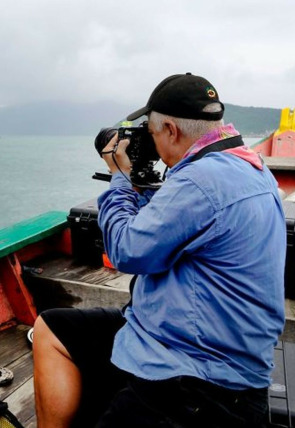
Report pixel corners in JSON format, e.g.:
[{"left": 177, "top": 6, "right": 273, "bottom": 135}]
[
  {"left": 100, "top": 134, "right": 132, "bottom": 174},
  {"left": 101, "top": 133, "right": 119, "bottom": 156},
  {"left": 101, "top": 135, "right": 130, "bottom": 156},
  {"left": 114, "top": 139, "right": 130, "bottom": 153}
]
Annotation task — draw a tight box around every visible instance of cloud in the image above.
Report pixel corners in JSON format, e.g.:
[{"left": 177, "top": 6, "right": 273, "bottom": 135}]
[{"left": 0, "top": 0, "right": 294, "bottom": 108}]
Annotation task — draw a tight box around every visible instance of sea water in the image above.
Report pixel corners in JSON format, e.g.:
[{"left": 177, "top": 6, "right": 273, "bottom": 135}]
[{"left": 0, "top": 135, "right": 259, "bottom": 230}]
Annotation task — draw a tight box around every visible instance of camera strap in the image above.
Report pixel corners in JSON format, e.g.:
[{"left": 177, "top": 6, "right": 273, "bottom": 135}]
[
  {"left": 162, "top": 135, "right": 245, "bottom": 180},
  {"left": 189, "top": 135, "right": 244, "bottom": 162}
]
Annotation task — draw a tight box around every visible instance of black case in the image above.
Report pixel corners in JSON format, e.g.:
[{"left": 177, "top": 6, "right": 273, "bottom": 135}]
[
  {"left": 269, "top": 341, "right": 295, "bottom": 427},
  {"left": 282, "top": 200, "right": 295, "bottom": 299},
  {"left": 67, "top": 198, "right": 103, "bottom": 266}
]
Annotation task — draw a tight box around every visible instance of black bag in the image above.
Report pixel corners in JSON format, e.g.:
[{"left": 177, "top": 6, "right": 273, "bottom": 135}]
[
  {"left": 268, "top": 341, "right": 295, "bottom": 427},
  {"left": 0, "top": 400, "right": 25, "bottom": 428}
]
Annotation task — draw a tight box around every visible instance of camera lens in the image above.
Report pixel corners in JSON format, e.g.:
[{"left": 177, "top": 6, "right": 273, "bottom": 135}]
[{"left": 94, "top": 128, "right": 117, "bottom": 157}]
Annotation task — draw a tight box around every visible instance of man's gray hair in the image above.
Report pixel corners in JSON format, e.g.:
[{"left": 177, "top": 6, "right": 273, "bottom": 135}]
[{"left": 149, "top": 103, "right": 224, "bottom": 139}]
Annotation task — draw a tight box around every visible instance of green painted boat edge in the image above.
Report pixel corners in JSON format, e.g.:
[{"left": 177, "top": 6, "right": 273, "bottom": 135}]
[
  {"left": 0, "top": 211, "right": 68, "bottom": 258},
  {"left": 249, "top": 132, "right": 274, "bottom": 149}
]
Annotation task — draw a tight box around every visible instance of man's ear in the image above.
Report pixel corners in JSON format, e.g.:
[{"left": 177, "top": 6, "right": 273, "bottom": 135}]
[{"left": 164, "top": 120, "right": 179, "bottom": 144}]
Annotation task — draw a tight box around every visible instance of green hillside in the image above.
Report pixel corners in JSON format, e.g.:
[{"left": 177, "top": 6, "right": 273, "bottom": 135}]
[
  {"left": 0, "top": 101, "right": 284, "bottom": 136},
  {"left": 223, "top": 104, "right": 281, "bottom": 137}
]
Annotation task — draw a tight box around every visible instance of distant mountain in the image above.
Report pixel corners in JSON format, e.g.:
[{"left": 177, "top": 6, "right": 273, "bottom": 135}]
[
  {"left": 0, "top": 100, "right": 281, "bottom": 136},
  {"left": 223, "top": 104, "right": 281, "bottom": 137}
]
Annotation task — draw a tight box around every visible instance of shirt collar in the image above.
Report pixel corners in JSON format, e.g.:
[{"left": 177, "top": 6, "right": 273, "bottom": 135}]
[
  {"left": 182, "top": 123, "right": 263, "bottom": 170},
  {"left": 183, "top": 123, "right": 240, "bottom": 159}
]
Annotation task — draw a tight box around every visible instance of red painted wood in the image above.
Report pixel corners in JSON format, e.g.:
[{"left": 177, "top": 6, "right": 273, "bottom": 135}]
[
  {"left": 17, "top": 228, "right": 72, "bottom": 263},
  {"left": 271, "top": 171, "right": 295, "bottom": 195},
  {"left": 272, "top": 131, "right": 295, "bottom": 157},
  {"left": 0, "top": 254, "right": 37, "bottom": 326},
  {"left": 251, "top": 134, "right": 273, "bottom": 156},
  {"left": 54, "top": 228, "right": 72, "bottom": 256},
  {"left": 0, "top": 280, "right": 16, "bottom": 328}
]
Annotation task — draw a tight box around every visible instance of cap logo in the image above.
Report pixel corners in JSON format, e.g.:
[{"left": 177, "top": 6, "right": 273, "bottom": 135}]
[{"left": 206, "top": 87, "right": 216, "bottom": 98}]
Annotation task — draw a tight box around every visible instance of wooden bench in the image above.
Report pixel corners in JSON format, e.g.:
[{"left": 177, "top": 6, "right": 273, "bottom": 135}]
[{"left": 263, "top": 156, "right": 295, "bottom": 171}]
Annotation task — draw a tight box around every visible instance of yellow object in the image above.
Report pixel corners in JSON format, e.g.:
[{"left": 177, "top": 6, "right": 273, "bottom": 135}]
[
  {"left": 119, "top": 121, "right": 133, "bottom": 127},
  {"left": 0, "top": 416, "right": 16, "bottom": 428},
  {"left": 274, "top": 107, "right": 295, "bottom": 136},
  {"left": 0, "top": 414, "right": 23, "bottom": 428}
]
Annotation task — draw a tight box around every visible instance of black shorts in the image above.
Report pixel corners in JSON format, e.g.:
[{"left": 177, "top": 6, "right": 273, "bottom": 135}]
[
  {"left": 41, "top": 308, "right": 269, "bottom": 428},
  {"left": 41, "top": 307, "right": 128, "bottom": 427}
]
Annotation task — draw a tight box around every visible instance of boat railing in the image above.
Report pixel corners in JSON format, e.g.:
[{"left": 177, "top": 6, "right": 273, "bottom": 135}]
[{"left": 0, "top": 211, "right": 70, "bottom": 330}]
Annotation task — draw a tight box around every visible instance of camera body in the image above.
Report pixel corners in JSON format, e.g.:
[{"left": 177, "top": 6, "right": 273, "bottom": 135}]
[
  {"left": 94, "top": 121, "right": 162, "bottom": 188},
  {"left": 117, "top": 125, "right": 159, "bottom": 164}
]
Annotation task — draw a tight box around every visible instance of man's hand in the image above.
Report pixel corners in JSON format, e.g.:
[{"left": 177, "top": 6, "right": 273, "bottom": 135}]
[{"left": 101, "top": 132, "right": 132, "bottom": 175}]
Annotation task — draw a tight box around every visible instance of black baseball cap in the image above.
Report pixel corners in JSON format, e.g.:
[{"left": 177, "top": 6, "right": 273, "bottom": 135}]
[{"left": 127, "top": 72, "right": 224, "bottom": 121}]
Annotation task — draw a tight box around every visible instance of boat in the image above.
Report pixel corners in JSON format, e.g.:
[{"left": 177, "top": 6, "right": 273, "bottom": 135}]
[
  {"left": 251, "top": 107, "right": 295, "bottom": 199},
  {"left": 0, "top": 108, "right": 295, "bottom": 428}
]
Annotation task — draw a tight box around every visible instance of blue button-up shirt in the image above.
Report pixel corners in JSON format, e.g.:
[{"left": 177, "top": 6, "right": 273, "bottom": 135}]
[{"left": 98, "top": 141, "right": 286, "bottom": 390}]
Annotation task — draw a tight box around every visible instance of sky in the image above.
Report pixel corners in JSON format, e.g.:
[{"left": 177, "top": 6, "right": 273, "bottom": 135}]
[{"left": 0, "top": 0, "right": 294, "bottom": 110}]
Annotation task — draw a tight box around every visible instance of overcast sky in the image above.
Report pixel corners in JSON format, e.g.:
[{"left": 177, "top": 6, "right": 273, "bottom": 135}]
[{"left": 1, "top": 0, "right": 294, "bottom": 110}]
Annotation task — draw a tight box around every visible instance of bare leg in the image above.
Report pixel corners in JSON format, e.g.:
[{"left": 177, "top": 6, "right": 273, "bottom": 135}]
[{"left": 33, "top": 316, "right": 82, "bottom": 428}]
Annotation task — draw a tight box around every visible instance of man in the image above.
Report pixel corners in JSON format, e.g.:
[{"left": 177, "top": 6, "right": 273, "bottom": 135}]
[{"left": 33, "top": 73, "right": 286, "bottom": 428}]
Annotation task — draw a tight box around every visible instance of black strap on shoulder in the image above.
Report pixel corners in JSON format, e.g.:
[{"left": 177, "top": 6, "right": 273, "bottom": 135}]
[
  {"left": 162, "top": 135, "right": 245, "bottom": 181},
  {"left": 122, "top": 274, "right": 138, "bottom": 313},
  {"left": 189, "top": 135, "right": 244, "bottom": 162}
]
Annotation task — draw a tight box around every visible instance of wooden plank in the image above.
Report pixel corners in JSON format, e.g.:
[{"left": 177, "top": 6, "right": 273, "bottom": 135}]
[
  {"left": 25, "top": 254, "right": 123, "bottom": 285},
  {"left": 27, "top": 275, "right": 130, "bottom": 312},
  {"left": 105, "top": 274, "right": 133, "bottom": 290},
  {"left": 285, "top": 298, "right": 295, "bottom": 320},
  {"left": 26, "top": 414, "right": 37, "bottom": 428},
  {"left": 263, "top": 156, "right": 295, "bottom": 170},
  {"left": 5, "top": 376, "right": 35, "bottom": 425},
  {"left": 0, "top": 211, "right": 68, "bottom": 258},
  {"left": 0, "top": 351, "right": 33, "bottom": 401},
  {"left": 0, "top": 324, "right": 36, "bottom": 428},
  {"left": 24, "top": 255, "right": 131, "bottom": 312},
  {"left": 281, "top": 298, "right": 295, "bottom": 342},
  {"left": 0, "top": 324, "right": 30, "bottom": 366}
]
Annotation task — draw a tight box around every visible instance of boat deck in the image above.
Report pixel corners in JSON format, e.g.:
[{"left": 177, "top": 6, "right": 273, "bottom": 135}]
[
  {"left": 0, "top": 324, "right": 36, "bottom": 428},
  {"left": 1, "top": 256, "right": 295, "bottom": 428},
  {"left": 1, "top": 318, "right": 295, "bottom": 428},
  {"left": 0, "top": 257, "right": 129, "bottom": 428},
  {"left": 264, "top": 156, "right": 295, "bottom": 170},
  {"left": 0, "top": 257, "right": 133, "bottom": 428},
  {"left": 23, "top": 253, "right": 132, "bottom": 312}
]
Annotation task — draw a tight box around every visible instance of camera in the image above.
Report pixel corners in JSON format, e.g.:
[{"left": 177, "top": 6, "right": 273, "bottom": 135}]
[{"left": 94, "top": 121, "right": 163, "bottom": 189}]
